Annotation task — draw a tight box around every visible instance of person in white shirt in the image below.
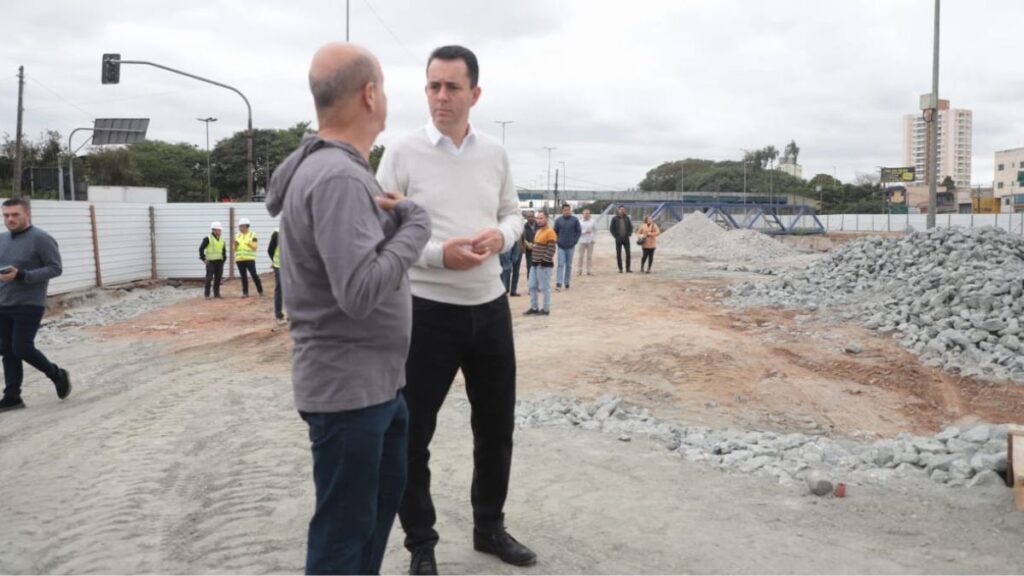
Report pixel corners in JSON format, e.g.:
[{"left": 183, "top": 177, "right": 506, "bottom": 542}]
[
  {"left": 576, "top": 209, "right": 596, "bottom": 276},
  {"left": 376, "top": 45, "right": 534, "bottom": 575}
]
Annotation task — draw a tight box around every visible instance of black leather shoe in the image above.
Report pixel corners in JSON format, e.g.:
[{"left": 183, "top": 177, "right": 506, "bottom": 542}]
[
  {"left": 523, "top": 308, "right": 539, "bottom": 316},
  {"left": 0, "top": 396, "right": 26, "bottom": 412},
  {"left": 52, "top": 367, "right": 72, "bottom": 400},
  {"left": 409, "top": 546, "right": 438, "bottom": 575},
  {"left": 474, "top": 529, "right": 537, "bottom": 567}
]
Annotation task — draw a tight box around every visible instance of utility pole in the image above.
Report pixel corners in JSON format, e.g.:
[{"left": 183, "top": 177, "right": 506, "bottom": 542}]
[
  {"left": 13, "top": 66, "right": 25, "bottom": 198},
  {"left": 559, "top": 160, "right": 566, "bottom": 199},
  {"left": 927, "top": 0, "right": 941, "bottom": 229},
  {"left": 198, "top": 117, "right": 218, "bottom": 202},
  {"left": 495, "top": 120, "right": 513, "bottom": 145},
  {"left": 554, "top": 168, "right": 560, "bottom": 208},
  {"left": 346, "top": 0, "right": 350, "bottom": 41},
  {"left": 544, "top": 146, "right": 556, "bottom": 201}
]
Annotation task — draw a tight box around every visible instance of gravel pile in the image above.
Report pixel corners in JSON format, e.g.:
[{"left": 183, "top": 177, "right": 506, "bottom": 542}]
[
  {"left": 729, "top": 226, "right": 1024, "bottom": 383},
  {"left": 516, "top": 395, "right": 1011, "bottom": 490},
  {"left": 658, "top": 211, "right": 794, "bottom": 263},
  {"left": 39, "top": 285, "right": 194, "bottom": 345}
]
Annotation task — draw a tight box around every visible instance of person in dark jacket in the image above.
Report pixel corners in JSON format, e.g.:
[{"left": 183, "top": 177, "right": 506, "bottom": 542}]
[
  {"left": 521, "top": 212, "right": 537, "bottom": 280},
  {"left": 267, "top": 228, "right": 284, "bottom": 322},
  {"left": 0, "top": 198, "right": 71, "bottom": 413},
  {"left": 198, "top": 222, "right": 227, "bottom": 299},
  {"left": 609, "top": 205, "right": 634, "bottom": 273},
  {"left": 552, "top": 203, "right": 581, "bottom": 290}
]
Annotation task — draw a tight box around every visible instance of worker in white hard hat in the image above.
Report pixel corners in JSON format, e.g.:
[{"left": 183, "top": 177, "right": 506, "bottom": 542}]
[
  {"left": 199, "top": 221, "right": 227, "bottom": 299},
  {"left": 233, "top": 217, "right": 264, "bottom": 297}
]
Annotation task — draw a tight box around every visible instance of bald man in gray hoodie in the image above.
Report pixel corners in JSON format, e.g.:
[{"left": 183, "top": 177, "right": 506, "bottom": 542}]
[{"left": 266, "top": 43, "right": 431, "bottom": 575}]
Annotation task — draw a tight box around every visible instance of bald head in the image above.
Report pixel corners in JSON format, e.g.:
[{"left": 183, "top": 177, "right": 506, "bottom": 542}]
[{"left": 309, "top": 43, "right": 380, "bottom": 112}]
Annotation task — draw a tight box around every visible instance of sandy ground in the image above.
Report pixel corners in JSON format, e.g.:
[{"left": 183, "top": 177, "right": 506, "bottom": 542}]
[{"left": 1, "top": 235, "right": 1023, "bottom": 574}]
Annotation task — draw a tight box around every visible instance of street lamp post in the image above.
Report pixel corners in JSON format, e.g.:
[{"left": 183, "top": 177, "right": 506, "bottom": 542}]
[
  {"left": 559, "top": 161, "right": 566, "bottom": 200},
  {"left": 544, "top": 146, "right": 557, "bottom": 202},
  {"left": 495, "top": 120, "right": 513, "bottom": 145},
  {"left": 197, "top": 117, "right": 217, "bottom": 202},
  {"left": 927, "top": 0, "right": 941, "bottom": 229}
]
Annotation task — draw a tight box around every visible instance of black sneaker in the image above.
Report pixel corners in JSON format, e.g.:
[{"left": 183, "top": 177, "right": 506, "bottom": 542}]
[
  {"left": 0, "top": 396, "right": 26, "bottom": 412},
  {"left": 539, "top": 310, "right": 550, "bottom": 316},
  {"left": 564, "top": 284, "right": 570, "bottom": 290},
  {"left": 52, "top": 367, "right": 72, "bottom": 400},
  {"left": 523, "top": 308, "right": 539, "bottom": 316},
  {"left": 474, "top": 529, "right": 537, "bottom": 567},
  {"left": 409, "top": 546, "right": 438, "bottom": 575}
]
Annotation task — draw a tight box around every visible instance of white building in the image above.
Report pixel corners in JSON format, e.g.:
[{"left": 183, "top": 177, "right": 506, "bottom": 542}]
[
  {"left": 993, "top": 148, "right": 1024, "bottom": 212},
  {"left": 902, "top": 99, "right": 972, "bottom": 188}
]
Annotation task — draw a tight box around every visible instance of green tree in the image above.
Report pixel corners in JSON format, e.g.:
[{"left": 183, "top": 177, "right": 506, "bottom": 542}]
[
  {"left": 369, "top": 144, "right": 385, "bottom": 174},
  {"left": 783, "top": 140, "right": 800, "bottom": 164},
  {"left": 84, "top": 140, "right": 208, "bottom": 202},
  {"left": 211, "top": 122, "right": 313, "bottom": 199}
]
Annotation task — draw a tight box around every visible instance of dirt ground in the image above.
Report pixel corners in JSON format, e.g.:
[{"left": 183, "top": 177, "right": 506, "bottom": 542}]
[{"left": 1, "top": 235, "right": 1023, "bottom": 574}]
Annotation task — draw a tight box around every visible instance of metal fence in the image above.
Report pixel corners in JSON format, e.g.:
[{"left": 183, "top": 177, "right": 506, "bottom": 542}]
[
  {"left": 3, "top": 201, "right": 280, "bottom": 296},
  {"left": 820, "top": 212, "right": 1024, "bottom": 235}
]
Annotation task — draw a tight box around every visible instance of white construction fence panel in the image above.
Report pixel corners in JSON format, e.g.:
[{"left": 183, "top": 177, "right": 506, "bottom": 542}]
[
  {"left": 234, "top": 203, "right": 281, "bottom": 275},
  {"left": 154, "top": 204, "right": 232, "bottom": 279},
  {"left": 28, "top": 201, "right": 97, "bottom": 295},
  {"left": 821, "top": 213, "right": 1024, "bottom": 235},
  {"left": 95, "top": 204, "right": 152, "bottom": 285}
]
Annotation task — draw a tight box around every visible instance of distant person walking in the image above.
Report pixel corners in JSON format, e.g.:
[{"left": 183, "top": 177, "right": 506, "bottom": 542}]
[
  {"left": 234, "top": 218, "right": 264, "bottom": 298},
  {"left": 553, "top": 203, "right": 581, "bottom": 290},
  {"left": 266, "top": 42, "right": 431, "bottom": 575},
  {"left": 576, "top": 209, "right": 595, "bottom": 277},
  {"left": 0, "top": 198, "right": 71, "bottom": 413},
  {"left": 610, "top": 205, "right": 633, "bottom": 273},
  {"left": 637, "top": 215, "right": 660, "bottom": 274},
  {"left": 525, "top": 211, "right": 556, "bottom": 316},
  {"left": 199, "top": 221, "right": 226, "bottom": 299},
  {"left": 268, "top": 227, "right": 284, "bottom": 322}
]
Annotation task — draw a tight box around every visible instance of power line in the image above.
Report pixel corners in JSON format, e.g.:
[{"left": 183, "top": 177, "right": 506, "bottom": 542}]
[
  {"left": 24, "top": 74, "right": 94, "bottom": 121},
  {"left": 361, "top": 0, "right": 419, "bottom": 62}
]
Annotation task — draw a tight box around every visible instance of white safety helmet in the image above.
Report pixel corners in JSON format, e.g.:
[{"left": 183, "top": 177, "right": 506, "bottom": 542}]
[
  {"left": 238, "top": 218, "right": 251, "bottom": 226},
  {"left": 210, "top": 221, "right": 223, "bottom": 230}
]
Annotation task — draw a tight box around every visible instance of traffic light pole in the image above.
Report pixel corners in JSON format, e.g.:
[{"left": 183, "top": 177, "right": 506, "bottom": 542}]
[{"left": 105, "top": 58, "right": 253, "bottom": 201}]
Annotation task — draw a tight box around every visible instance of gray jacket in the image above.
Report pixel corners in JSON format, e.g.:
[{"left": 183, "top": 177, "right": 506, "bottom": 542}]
[
  {"left": 266, "top": 136, "right": 431, "bottom": 413},
  {"left": 0, "top": 226, "right": 63, "bottom": 308}
]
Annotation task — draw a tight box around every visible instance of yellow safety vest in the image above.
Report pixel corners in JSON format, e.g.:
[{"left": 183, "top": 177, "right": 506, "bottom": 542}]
[
  {"left": 235, "top": 231, "right": 257, "bottom": 261},
  {"left": 272, "top": 229, "right": 281, "bottom": 269},
  {"left": 205, "top": 235, "right": 225, "bottom": 261}
]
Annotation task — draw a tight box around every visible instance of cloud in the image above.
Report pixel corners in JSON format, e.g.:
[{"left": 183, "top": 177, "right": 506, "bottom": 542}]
[{"left": 4, "top": 0, "right": 1024, "bottom": 191}]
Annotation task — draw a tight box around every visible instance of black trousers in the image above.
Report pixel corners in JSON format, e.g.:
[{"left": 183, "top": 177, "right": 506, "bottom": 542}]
[
  {"left": 524, "top": 250, "right": 533, "bottom": 279},
  {"left": 400, "top": 295, "right": 516, "bottom": 551},
  {"left": 204, "top": 260, "right": 224, "bottom": 297},
  {"left": 615, "top": 238, "right": 632, "bottom": 271},
  {"left": 273, "top": 267, "right": 283, "bottom": 319},
  {"left": 0, "top": 305, "right": 57, "bottom": 399},
  {"left": 641, "top": 247, "right": 656, "bottom": 271},
  {"left": 236, "top": 260, "right": 263, "bottom": 295}
]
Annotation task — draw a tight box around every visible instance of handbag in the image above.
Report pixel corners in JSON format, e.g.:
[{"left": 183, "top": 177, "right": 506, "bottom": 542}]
[{"left": 636, "top": 235, "right": 646, "bottom": 246}]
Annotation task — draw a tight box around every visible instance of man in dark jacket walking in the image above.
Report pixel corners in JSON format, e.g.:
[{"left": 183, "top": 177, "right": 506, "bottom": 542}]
[
  {"left": 552, "top": 203, "right": 581, "bottom": 290},
  {"left": 0, "top": 198, "right": 71, "bottom": 412},
  {"left": 521, "top": 212, "right": 537, "bottom": 280},
  {"left": 609, "top": 205, "right": 634, "bottom": 273}
]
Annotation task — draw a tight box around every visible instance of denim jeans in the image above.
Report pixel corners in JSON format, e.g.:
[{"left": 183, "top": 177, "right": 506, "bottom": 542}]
[
  {"left": 528, "top": 266, "right": 552, "bottom": 312},
  {"left": 301, "top": 395, "right": 409, "bottom": 575},
  {"left": 0, "top": 305, "right": 57, "bottom": 399},
  {"left": 556, "top": 246, "right": 575, "bottom": 286}
]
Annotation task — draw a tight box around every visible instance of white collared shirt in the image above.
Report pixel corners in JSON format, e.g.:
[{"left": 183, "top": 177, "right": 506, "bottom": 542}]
[{"left": 424, "top": 121, "right": 477, "bottom": 156}]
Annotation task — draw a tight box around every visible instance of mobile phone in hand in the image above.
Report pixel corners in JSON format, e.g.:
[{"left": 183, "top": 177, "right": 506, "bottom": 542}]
[{"left": 0, "top": 266, "right": 13, "bottom": 275}]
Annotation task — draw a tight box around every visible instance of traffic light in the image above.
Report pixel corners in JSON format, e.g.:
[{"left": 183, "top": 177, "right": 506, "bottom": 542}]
[{"left": 102, "top": 53, "right": 121, "bottom": 84}]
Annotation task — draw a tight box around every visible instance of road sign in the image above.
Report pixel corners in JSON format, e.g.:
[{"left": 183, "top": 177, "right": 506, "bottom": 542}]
[{"left": 881, "top": 167, "right": 916, "bottom": 182}]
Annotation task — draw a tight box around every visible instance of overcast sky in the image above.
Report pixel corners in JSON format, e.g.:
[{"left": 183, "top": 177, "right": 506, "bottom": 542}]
[{"left": 5, "top": 0, "right": 1024, "bottom": 191}]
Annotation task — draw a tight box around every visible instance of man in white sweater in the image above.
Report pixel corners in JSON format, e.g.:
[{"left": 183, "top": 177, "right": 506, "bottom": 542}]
[{"left": 377, "top": 45, "right": 532, "bottom": 575}]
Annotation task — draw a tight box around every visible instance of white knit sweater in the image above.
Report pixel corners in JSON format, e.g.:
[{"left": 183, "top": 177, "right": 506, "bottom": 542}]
[{"left": 377, "top": 125, "right": 524, "bottom": 306}]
